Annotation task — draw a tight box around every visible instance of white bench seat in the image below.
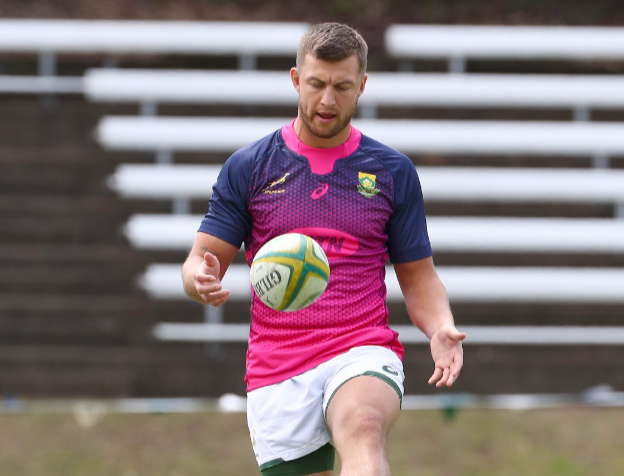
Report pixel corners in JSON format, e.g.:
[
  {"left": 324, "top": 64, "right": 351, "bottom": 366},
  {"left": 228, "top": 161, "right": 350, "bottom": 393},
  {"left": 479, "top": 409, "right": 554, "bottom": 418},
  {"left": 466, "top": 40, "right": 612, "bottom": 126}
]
[
  {"left": 109, "top": 164, "right": 624, "bottom": 204},
  {"left": 0, "top": 20, "right": 308, "bottom": 78},
  {"left": 85, "top": 69, "right": 296, "bottom": 105},
  {"left": 385, "top": 25, "right": 624, "bottom": 72},
  {"left": 140, "top": 263, "right": 624, "bottom": 303},
  {"left": 0, "top": 75, "right": 84, "bottom": 94},
  {"left": 84, "top": 69, "right": 624, "bottom": 112},
  {"left": 96, "top": 116, "right": 624, "bottom": 160},
  {"left": 123, "top": 214, "right": 624, "bottom": 254},
  {"left": 153, "top": 323, "right": 624, "bottom": 345},
  {"left": 0, "top": 20, "right": 308, "bottom": 65}
]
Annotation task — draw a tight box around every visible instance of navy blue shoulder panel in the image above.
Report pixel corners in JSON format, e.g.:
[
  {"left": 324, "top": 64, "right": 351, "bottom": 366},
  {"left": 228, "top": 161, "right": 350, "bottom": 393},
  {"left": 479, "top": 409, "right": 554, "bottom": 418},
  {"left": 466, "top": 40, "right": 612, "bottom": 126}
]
[
  {"left": 199, "top": 129, "right": 284, "bottom": 247},
  {"left": 359, "top": 135, "right": 433, "bottom": 263}
]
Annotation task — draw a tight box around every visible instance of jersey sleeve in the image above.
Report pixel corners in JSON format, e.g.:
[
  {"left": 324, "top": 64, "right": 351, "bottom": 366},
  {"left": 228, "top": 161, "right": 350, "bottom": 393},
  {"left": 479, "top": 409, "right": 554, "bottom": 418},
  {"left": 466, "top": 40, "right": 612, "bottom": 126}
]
[
  {"left": 386, "top": 160, "right": 433, "bottom": 263},
  {"left": 198, "top": 152, "right": 254, "bottom": 248}
]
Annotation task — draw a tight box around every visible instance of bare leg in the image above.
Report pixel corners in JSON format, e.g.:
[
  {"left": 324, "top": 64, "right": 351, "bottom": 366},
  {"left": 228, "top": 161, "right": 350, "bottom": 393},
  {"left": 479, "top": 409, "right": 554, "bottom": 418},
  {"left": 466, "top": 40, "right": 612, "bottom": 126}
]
[{"left": 326, "top": 376, "right": 400, "bottom": 476}]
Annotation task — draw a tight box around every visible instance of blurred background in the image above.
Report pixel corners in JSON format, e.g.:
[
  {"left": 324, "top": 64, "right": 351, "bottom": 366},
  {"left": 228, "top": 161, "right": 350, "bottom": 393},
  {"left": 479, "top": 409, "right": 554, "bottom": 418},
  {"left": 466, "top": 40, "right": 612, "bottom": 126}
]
[
  {"left": 1, "top": 1, "right": 624, "bottom": 473},
  {"left": 1, "top": 0, "right": 624, "bottom": 400}
]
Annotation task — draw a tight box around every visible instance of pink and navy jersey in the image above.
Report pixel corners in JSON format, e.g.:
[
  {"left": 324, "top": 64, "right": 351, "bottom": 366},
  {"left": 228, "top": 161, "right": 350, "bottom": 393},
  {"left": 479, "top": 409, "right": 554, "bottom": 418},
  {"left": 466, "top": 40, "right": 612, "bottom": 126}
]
[{"left": 199, "top": 120, "right": 432, "bottom": 391}]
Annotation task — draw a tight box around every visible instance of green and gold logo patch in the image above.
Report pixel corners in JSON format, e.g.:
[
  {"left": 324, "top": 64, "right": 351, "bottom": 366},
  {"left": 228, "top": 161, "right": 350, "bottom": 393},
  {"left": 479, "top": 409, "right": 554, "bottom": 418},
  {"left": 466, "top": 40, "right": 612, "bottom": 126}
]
[{"left": 357, "top": 172, "right": 380, "bottom": 198}]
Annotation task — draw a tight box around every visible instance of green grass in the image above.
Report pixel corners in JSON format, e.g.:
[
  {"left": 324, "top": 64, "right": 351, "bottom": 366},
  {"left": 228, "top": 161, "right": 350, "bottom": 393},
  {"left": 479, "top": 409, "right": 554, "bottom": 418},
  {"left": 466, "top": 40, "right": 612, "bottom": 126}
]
[
  {"left": 387, "top": 407, "right": 624, "bottom": 476},
  {"left": 1, "top": 407, "right": 623, "bottom": 476}
]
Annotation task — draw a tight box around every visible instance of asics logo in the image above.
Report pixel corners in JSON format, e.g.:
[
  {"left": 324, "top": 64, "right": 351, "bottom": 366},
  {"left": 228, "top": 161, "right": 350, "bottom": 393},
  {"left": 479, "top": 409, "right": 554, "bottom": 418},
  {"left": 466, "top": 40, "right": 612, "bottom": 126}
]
[{"left": 311, "top": 183, "right": 329, "bottom": 199}]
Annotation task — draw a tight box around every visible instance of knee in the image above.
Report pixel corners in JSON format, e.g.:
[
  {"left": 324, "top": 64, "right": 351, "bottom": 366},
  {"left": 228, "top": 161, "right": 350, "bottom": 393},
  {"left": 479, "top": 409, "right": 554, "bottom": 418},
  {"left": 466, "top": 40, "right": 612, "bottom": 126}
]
[{"left": 337, "top": 405, "right": 387, "bottom": 442}]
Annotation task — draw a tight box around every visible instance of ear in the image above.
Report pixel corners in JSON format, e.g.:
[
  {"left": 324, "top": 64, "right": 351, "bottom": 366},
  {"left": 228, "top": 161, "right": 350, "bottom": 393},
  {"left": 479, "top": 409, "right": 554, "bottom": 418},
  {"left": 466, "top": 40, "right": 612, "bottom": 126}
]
[
  {"left": 290, "top": 67, "right": 301, "bottom": 93},
  {"left": 358, "top": 74, "right": 368, "bottom": 97}
]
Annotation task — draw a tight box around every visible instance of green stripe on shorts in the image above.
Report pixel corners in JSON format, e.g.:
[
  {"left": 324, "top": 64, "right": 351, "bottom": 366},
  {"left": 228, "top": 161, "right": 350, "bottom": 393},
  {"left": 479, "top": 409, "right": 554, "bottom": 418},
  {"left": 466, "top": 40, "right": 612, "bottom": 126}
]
[
  {"left": 260, "top": 443, "right": 335, "bottom": 476},
  {"left": 325, "top": 371, "right": 403, "bottom": 417},
  {"left": 362, "top": 370, "right": 403, "bottom": 406}
]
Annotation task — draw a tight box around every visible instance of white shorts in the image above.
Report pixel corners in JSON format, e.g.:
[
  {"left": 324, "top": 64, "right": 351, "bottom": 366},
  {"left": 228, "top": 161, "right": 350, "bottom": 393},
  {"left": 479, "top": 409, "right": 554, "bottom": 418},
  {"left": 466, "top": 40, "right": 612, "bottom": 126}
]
[{"left": 246, "top": 345, "right": 404, "bottom": 470}]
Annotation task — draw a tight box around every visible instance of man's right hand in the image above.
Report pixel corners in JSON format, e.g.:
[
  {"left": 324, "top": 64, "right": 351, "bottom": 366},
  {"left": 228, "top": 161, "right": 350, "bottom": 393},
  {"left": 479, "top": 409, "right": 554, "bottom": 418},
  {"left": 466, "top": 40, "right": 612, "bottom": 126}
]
[{"left": 194, "top": 252, "right": 231, "bottom": 306}]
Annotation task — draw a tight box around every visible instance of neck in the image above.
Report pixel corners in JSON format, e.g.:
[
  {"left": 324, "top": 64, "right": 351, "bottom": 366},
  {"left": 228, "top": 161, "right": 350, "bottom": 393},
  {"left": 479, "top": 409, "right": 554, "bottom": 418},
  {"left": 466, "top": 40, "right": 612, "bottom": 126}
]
[
  {"left": 282, "top": 120, "right": 362, "bottom": 175},
  {"left": 293, "top": 116, "right": 352, "bottom": 149}
]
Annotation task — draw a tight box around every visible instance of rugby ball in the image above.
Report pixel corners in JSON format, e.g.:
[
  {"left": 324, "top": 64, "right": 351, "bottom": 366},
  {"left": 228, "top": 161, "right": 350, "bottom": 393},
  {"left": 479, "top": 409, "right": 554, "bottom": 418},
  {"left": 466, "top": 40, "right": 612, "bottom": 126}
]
[{"left": 250, "top": 233, "right": 330, "bottom": 312}]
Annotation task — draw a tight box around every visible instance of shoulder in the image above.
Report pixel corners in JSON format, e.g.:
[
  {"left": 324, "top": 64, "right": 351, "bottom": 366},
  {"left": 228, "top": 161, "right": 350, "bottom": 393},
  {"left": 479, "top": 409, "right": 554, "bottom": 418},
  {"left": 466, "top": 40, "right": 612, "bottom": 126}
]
[
  {"left": 225, "top": 129, "right": 285, "bottom": 172},
  {"left": 215, "top": 129, "right": 287, "bottom": 198},
  {"left": 358, "top": 134, "right": 418, "bottom": 183}
]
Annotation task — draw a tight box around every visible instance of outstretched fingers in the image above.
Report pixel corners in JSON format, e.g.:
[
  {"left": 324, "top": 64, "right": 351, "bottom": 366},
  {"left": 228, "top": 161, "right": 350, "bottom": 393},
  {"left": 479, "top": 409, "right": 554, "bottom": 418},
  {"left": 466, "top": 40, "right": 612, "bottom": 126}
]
[
  {"left": 429, "top": 363, "right": 460, "bottom": 388},
  {"left": 429, "top": 329, "right": 466, "bottom": 387},
  {"left": 428, "top": 367, "right": 443, "bottom": 386}
]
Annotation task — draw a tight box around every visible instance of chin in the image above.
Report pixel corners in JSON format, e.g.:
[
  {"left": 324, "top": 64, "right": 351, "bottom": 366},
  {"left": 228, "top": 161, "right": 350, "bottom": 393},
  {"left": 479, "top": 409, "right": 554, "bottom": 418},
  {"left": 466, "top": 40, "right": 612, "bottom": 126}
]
[{"left": 315, "top": 119, "right": 348, "bottom": 137}]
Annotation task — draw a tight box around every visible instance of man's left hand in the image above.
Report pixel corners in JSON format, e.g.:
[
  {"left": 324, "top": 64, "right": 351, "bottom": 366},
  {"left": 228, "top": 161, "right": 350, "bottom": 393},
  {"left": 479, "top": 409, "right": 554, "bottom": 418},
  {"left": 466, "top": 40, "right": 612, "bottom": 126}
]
[{"left": 428, "top": 324, "right": 466, "bottom": 387}]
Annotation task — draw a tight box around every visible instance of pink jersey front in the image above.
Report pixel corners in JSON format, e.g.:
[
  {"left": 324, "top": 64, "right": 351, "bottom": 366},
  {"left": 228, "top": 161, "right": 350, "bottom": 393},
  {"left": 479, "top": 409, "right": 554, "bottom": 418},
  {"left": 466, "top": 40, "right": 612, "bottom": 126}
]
[{"left": 200, "top": 121, "right": 432, "bottom": 391}]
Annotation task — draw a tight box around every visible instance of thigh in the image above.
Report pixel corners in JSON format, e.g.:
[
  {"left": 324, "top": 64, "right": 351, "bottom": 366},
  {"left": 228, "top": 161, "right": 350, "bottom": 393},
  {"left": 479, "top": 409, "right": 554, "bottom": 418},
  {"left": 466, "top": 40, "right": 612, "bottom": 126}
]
[
  {"left": 323, "top": 346, "right": 404, "bottom": 434},
  {"left": 325, "top": 374, "right": 401, "bottom": 436},
  {"left": 322, "top": 345, "right": 404, "bottom": 418}
]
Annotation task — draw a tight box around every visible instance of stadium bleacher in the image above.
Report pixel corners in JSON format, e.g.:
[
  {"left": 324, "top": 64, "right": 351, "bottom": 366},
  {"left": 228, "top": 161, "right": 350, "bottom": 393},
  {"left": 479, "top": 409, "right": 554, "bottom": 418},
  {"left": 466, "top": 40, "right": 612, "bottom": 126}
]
[
  {"left": 141, "top": 263, "right": 624, "bottom": 303},
  {"left": 384, "top": 25, "right": 624, "bottom": 72},
  {"left": 0, "top": 19, "right": 305, "bottom": 397},
  {"left": 84, "top": 68, "right": 624, "bottom": 120},
  {"left": 108, "top": 164, "right": 624, "bottom": 212},
  {"left": 95, "top": 115, "right": 624, "bottom": 158},
  {"left": 122, "top": 214, "right": 624, "bottom": 253},
  {"left": 2, "top": 19, "right": 624, "bottom": 397},
  {"left": 0, "top": 19, "right": 309, "bottom": 69}
]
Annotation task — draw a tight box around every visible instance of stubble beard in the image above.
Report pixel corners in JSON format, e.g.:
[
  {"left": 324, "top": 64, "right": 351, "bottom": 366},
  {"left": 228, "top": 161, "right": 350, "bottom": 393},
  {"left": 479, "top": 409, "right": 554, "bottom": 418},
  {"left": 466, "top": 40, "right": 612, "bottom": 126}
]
[{"left": 298, "top": 99, "right": 358, "bottom": 141}]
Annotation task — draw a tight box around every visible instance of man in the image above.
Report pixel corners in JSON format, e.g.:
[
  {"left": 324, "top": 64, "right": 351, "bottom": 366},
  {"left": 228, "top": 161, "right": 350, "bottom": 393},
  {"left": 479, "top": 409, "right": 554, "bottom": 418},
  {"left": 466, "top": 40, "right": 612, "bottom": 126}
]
[{"left": 182, "top": 22, "right": 466, "bottom": 476}]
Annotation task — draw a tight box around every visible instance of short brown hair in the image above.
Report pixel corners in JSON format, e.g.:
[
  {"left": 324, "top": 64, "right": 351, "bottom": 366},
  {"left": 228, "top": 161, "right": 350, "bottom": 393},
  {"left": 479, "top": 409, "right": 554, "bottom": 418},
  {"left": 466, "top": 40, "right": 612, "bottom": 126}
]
[{"left": 296, "top": 22, "right": 368, "bottom": 75}]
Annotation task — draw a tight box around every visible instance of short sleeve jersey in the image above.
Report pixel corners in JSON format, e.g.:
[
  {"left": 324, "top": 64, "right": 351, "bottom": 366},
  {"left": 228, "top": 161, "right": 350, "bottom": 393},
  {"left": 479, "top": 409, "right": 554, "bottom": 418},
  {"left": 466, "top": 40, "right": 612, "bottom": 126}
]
[{"left": 200, "top": 121, "right": 432, "bottom": 392}]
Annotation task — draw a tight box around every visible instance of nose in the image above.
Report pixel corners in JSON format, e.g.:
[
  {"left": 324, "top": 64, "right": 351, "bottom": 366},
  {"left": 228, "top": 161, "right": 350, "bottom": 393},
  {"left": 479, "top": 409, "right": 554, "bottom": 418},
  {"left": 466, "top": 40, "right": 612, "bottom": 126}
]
[{"left": 320, "top": 87, "right": 336, "bottom": 107}]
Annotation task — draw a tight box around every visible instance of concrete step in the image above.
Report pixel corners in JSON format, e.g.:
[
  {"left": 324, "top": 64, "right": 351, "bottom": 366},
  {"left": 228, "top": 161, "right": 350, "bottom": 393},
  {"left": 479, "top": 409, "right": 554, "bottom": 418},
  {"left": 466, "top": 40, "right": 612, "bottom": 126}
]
[
  {"left": 0, "top": 97, "right": 133, "bottom": 147},
  {"left": 0, "top": 243, "right": 183, "bottom": 265},
  {"left": 403, "top": 344, "right": 624, "bottom": 395},
  {"left": 443, "top": 302, "right": 624, "bottom": 326},
  {"left": 0, "top": 265, "right": 143, "bottom": 294},
  {"left": 0, "top": 214, "right": 127, "bottom": 244},
  {"left": 0, "top": 344, "right": 248, "bottom": 397},
  {"left": 0, "top": 314, "right": 152, "bottom": 346},
  {"left": 0, "top": 294, "right": 201, "bottom": 320},
  {"left": 0, "top": 166, "right": 114, "bottom": 195},
  {"left": 0, "top": 343, "right": 621, "bottom": 397}
]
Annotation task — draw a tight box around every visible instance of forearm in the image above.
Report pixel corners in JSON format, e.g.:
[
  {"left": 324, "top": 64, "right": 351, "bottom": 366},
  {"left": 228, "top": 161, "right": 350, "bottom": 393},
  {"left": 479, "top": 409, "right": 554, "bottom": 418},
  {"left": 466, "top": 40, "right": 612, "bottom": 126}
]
[
  {"left": 396, "top": 257, "right": 465, "bottom": 387},
  {"left": 182, "top": 254, "right": 205, "bottom": 304},
  {"left": 405, "top": 273, "right": 455, "bottom": 339},
  {"left": 395, "top": 257, "right": 455, "bottom": 339}
]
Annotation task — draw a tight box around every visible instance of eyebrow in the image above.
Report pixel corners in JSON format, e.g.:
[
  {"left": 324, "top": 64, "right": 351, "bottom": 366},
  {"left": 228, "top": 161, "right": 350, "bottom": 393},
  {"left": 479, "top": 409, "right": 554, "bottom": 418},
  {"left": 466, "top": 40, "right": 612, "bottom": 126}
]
[{"left": 306, "top": 75, "right": 356, "bottom": 86}]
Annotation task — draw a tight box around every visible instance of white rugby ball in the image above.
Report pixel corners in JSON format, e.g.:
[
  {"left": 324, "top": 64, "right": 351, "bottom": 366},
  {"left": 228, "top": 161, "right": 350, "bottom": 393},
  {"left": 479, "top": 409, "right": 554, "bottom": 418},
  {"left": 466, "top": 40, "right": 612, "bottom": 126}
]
[{"left": 250, "top": 233, "right": 330, "bottom": 312}]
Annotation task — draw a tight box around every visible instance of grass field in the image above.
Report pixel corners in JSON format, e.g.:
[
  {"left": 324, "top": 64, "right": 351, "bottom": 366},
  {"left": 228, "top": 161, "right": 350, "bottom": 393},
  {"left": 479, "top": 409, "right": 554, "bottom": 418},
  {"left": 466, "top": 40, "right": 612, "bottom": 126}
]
[{"left": 1, "top": 406, "right": 623, "bottom": 476}]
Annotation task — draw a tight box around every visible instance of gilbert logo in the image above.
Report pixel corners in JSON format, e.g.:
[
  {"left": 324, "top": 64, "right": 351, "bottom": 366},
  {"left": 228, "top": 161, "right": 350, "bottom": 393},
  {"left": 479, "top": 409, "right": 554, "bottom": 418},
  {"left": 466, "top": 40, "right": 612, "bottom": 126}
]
[
  {"left": 263, "top": 173, "right": 290, "bottom": 194},
  {"left": 311, "top": 183, "right": 329, "bottom": 199},
  {"left": 252, "top": 270, "right": 282, "bottom": 298}
]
